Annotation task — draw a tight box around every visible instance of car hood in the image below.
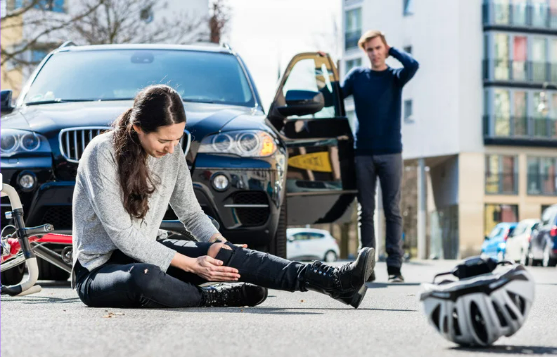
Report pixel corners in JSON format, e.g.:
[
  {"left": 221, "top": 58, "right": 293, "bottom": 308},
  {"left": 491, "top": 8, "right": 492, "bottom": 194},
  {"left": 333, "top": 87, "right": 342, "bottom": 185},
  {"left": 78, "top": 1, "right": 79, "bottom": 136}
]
[{"left": 2, "top": 100, "right": 264, "bottom": 140}]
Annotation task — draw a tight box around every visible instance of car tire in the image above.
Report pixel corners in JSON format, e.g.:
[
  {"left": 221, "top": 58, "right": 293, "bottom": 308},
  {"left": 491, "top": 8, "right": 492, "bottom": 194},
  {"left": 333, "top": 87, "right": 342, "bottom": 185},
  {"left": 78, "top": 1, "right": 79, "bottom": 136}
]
[
  {"left": 37, "top": 256, "right": 70, "bottom": 281},
  {"left": 324, "top": 250, "right": 337, "bottom": 262},
  {"left": 1, "top": 263, "right": 25, "bottom": 286},
  {"left": 543, "top": 244, "right": 557, "bottom": 267},
  {"left": 532, "top": 258, "right": 543, "bottom": 267},
  {"left": 268, "top": 202, "right": 287, "bottom": 259},
  {"left": 520, "top": 248, "right": 530, "bottom": 266}
]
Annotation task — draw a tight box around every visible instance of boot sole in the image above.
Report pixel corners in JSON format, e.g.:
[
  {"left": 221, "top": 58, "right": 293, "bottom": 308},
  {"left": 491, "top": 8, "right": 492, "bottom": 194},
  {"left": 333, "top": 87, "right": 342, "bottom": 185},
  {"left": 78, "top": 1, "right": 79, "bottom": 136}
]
[{"left": 343, "top": 247, "right": 376, "bottom": 309}]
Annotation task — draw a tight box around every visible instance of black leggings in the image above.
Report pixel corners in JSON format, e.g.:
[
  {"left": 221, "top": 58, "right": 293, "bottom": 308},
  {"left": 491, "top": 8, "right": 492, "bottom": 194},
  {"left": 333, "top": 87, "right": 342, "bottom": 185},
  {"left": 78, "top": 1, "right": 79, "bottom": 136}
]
[{"left": 75, "top": 239, "right": 306, "bottom": 308}]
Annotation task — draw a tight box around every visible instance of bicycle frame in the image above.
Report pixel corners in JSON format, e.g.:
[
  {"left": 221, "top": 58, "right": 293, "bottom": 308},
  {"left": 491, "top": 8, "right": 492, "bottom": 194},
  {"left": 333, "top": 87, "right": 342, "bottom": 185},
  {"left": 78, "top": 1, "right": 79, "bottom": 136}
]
[{"left": 1, "top": 182, "right": 73, "bottom": 296}]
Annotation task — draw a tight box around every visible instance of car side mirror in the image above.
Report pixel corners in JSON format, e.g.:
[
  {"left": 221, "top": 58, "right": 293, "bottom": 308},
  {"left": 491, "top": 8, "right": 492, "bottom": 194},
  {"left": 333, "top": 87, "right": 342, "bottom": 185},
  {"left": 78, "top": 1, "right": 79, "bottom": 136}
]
[
  {"left": 278, "top": 90, "right": 324, "bottom": 117},
  {"left": 1, "top": 90, "right": 14, "bottom": 115},
  {"left": 484, "top": 236, "right": 490, "bottom": 241}
]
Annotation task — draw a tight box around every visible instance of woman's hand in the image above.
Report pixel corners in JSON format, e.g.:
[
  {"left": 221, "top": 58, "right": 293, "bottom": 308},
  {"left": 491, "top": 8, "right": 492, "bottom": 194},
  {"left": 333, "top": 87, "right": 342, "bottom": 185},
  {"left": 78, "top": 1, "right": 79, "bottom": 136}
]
[{"left": 189, "top": 255, "right": 241, "bottom": 282}]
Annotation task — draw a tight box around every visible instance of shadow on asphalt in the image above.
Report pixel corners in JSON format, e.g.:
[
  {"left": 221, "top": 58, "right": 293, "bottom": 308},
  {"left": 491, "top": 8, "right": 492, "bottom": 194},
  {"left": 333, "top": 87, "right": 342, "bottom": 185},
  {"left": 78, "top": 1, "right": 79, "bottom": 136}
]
[
  {"left": 181, "top": 307, "right": 418, "bottom": 315},
  {"left": 366, "top": 282, "right": 422, "bottom": 289},
  {"left": 450, "top": 345, "right": 557, "bottom": 355},
  {"left": 1, "top": 296, "right": 80, "bottom": 304}
]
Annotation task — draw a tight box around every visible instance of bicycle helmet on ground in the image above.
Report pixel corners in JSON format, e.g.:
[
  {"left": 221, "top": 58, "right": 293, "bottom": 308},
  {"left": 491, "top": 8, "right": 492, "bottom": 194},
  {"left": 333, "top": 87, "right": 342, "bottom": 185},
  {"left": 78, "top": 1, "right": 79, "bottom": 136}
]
[{"left": 420, "top": 256, "right": 535, "bottom": 347}]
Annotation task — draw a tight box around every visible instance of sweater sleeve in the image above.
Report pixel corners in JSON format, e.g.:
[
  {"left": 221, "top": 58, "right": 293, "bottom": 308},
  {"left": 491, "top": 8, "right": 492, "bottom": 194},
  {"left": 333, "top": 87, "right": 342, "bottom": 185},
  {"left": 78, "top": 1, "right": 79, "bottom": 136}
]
[
  {"left": 168, "top": 148, "right": 220, "bottom": 242},
  {"left": 389, "top": 47, "right": 419, "bottom": 87},
  {"left": 80, "top": 144, "right": 176, "bottom": 271},
  {"left": 341, "top": 68, "right": 356, "bottom": 98}
]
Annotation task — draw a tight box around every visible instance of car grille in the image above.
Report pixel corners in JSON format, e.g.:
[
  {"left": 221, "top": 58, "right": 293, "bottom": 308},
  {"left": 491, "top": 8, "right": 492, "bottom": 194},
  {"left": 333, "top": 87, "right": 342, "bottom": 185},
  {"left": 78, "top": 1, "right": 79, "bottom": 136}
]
[
  {"left": 59, "top": 127, "right": 111, "bottom": 163},
  {"left": 41, "top": 206, "right": 73, "bottom": 230},
  {"left": 232, "top": 192, "right": 270, "bottom": 227},
  {"left": 59, "top": 128, "right": 191, "bottom": 163}
]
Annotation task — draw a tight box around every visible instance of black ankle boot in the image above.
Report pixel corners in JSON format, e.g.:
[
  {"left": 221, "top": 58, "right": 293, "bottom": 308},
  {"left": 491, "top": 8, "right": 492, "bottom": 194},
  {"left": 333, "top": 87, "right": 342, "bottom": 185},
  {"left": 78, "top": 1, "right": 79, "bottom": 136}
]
[
  {"left": 200, "top": 283, "right": 268, "bottom": 307},
  {"left": 302, "top": 247, "right": 375, "bottom": 308}
]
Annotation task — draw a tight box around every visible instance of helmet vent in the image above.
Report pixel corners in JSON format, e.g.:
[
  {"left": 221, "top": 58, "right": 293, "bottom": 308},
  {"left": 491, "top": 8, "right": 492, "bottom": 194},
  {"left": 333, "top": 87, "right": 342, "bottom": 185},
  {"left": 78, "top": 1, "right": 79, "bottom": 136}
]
[
  {"left": 443, "top": 316, "right": 448, "bottom": 334},
  {"left": 505, "top": 304, "right": 518, "bottom": 320},
  {"left": 507, "top": 291, "right": 526, "bottom": 315},
  {"left": 431, "top": 304, "right": 441, "bottom": 332},
  {"left": 470, "top": 301, "right": 489, "bottom": 344},
  {"left": 492, "top": 301, "right": 508, "bottom": 327},
  {"left": 452, "top": 308, "right": 462, "bottom": 336}
]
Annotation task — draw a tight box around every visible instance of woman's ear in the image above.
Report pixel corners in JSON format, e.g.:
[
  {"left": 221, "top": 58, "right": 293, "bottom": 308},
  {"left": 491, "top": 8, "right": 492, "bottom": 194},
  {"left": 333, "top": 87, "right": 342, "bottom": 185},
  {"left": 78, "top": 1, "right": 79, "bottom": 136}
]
[{"left": 132, "top": 124, "right": 143, "bottom": 134}]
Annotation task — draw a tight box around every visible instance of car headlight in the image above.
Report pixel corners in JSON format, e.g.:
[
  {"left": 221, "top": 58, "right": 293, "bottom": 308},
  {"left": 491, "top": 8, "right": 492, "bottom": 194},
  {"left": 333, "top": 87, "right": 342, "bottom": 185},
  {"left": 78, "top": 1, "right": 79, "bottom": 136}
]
[
  {"left": 1, "top": 129, "right": 51, "bottom": 157},
  {"left": 198, "top": 130, "right": 277, "bottom": 157}
]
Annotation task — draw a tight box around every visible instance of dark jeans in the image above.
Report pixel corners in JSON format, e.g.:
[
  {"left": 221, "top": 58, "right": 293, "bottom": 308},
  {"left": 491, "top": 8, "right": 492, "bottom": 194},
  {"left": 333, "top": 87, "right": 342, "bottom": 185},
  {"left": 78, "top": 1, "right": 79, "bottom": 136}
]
[
  {"left": 75, "top": 239, "right": 307, "bottom": 308},
  {"left": 355, "top": 154, "right": 404, "bottom": 269}
]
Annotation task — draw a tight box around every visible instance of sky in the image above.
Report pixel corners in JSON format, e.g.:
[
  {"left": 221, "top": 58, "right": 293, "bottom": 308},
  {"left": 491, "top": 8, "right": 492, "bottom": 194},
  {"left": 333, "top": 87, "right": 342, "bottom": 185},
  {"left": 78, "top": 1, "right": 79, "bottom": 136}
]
[{"left": 224, "top": 0, "right": 341, "bottom": 111}]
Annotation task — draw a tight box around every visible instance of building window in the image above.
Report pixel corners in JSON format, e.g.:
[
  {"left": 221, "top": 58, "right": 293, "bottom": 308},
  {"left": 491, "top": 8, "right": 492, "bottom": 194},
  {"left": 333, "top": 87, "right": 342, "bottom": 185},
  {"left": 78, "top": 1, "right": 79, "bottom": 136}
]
[
  {"left": 532, "top": 0, "right": 549, "bottom": 27},
  {"left": 527, "top": 156, "right": 557, "bottom": 195},
  {"left": 532, "top": 37, "right": 547, "bottom": 82},
  {"left": 140, "top": 6, "right": 154, "bottom": 23},
  {"left": 485, "top": 155, "right": 518, "bottom": 194},
  {"left": 30, "top": 49, "right": 48, "bottom": 64},
  {"left": 494, "top": 34, "right": 510, "bottom": 80},
  {"left": 403, "top": 0, "right": 414, "bottom": 16},
  {"left": 14, "top": 0, "right": 65, "bottom": 13},
  {"left": 345, "top": 58, "right": 362, "bottom": 73},
  {"left": 484, "top": 204, "right": 519, "bottom": 237},
  {"left": 494, "top": 89, "right": 510, "bottom": 136},
  {"left": 485, "top": 88, "right": 557, "bottom": 139},
  {"left": 345, "top": 8, "right": 362, "bottom": 50},
  {"left": 404, "top": 99, "right": 413, "bottom": 122}
]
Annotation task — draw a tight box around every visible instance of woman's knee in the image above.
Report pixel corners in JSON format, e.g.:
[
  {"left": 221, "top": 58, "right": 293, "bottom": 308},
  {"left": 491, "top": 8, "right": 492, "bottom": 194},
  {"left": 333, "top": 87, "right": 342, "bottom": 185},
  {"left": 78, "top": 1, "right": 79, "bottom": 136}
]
[{"left": 207, "top": 242, "right": 232, "bottom": 258}]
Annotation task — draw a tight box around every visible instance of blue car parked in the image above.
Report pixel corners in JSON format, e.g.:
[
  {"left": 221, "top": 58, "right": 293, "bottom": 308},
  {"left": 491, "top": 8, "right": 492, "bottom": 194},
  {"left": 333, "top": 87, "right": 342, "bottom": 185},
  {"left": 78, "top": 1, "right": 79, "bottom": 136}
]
[{"left": 481, "top": 222, "right": 518, "bottom": 261}]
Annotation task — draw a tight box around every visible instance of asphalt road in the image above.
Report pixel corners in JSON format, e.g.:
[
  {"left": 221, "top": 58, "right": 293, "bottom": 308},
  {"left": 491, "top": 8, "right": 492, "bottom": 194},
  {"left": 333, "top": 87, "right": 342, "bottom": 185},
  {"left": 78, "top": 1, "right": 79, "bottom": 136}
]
[{"left": 1, "top": 260, "right": 556, "bottom": 357}]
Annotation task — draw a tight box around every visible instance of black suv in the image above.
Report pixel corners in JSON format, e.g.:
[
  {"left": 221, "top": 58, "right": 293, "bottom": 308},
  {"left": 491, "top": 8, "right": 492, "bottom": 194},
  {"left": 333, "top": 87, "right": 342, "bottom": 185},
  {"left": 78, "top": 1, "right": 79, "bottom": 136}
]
[{"left": 1, "top": 42, "right": 356, "bottom": 279}]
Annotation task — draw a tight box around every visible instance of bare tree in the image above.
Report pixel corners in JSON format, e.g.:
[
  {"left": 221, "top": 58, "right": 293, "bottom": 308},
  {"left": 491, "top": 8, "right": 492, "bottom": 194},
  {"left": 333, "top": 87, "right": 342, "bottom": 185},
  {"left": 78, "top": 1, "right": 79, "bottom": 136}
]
[
  {"left": 209, "top": 0, "right": 230, "bottom": 44},
  {"left": 69, "top": 0, "right": 211, "bottom": 45},
  {"left": 1, "top": 0, "right": 106, "bottom": 68}
]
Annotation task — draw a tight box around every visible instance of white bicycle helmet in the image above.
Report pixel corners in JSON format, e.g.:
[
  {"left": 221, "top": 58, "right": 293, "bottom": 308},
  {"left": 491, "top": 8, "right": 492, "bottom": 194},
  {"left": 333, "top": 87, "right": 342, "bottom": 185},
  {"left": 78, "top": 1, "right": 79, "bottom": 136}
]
[{"left": 420, "top": 257, "right": 535, "bottom": 347}]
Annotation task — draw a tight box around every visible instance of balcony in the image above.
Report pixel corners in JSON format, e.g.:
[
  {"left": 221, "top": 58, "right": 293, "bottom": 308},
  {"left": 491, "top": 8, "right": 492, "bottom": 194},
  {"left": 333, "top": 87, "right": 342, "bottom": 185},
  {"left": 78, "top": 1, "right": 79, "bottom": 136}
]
[
  {"left": 483, "top": 59, "right": 557, "bottom": 85},
  {"left": 345, "top": 30, "right": 361, "bottom": 51},
  {"left": 483, "top": 0, "right": 557, "bottom": 33},
  {"left": 485, "top": 172, "right": 519, "bottom": 195},
  {"left": 483, "top": 115, "right": 557, "bottom": 146},
  {"left": 527, "top": 173, "right": 557, "bottom": 195}
]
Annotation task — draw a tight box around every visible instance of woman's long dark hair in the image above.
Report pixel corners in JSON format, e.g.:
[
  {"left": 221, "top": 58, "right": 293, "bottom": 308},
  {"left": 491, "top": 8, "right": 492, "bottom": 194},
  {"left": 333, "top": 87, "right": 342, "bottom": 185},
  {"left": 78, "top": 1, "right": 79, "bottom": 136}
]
[{"left": 112, "top": 85, "right": 186, "bottom": 219}]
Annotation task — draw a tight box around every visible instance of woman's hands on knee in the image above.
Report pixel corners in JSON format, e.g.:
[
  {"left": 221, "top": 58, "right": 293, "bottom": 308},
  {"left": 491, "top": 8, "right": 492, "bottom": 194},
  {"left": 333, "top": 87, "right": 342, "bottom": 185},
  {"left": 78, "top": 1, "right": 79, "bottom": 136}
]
[
  {"left": 171, "top": 251, "right": 240, "bottom": 282},
  {"left": 191, "top": 255, "right": 240, "bottom": 281}
]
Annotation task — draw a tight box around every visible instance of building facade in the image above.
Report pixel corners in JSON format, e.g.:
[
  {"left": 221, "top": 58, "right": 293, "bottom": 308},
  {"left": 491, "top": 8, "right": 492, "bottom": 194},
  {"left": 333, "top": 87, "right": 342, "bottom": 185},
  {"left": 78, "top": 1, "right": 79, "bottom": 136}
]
[{"left": 340, "top": 0, "right": 557, "bottom": 258}]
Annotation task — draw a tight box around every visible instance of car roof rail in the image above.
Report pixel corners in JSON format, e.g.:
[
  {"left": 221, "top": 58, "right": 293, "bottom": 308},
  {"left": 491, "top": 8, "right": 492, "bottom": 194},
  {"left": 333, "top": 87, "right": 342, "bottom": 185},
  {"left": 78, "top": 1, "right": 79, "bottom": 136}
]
[
  {"left": 221, "top": 42, "right": 233, "bottom": 52},
  {"left": 58, "top": 41, "right": 77, "bottom": 49}
]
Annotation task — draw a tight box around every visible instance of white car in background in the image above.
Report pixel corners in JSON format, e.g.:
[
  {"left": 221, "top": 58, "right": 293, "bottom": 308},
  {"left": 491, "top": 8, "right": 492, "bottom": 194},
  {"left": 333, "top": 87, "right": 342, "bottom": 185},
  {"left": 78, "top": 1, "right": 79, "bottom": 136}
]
[
  {"left": 286, "top": 228, "right": 340, "bottom": 262},
  {"left": 505, "top": 218, "right": 540, "bottom": 265}
]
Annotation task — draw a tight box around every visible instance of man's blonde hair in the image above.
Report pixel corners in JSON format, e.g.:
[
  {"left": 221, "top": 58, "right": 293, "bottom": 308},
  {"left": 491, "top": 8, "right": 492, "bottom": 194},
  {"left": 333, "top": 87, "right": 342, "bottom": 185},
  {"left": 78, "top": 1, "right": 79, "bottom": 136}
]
[{"left": 358, "top": 30, "right": 387, "bottom": 50}]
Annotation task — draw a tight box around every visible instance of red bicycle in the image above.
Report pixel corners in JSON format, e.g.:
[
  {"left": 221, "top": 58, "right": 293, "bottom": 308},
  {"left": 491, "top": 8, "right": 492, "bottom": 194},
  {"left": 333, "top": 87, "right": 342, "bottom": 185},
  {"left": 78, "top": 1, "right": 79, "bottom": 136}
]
[{"left": 1, "top": 182, "right": 72, "bottom": 296}]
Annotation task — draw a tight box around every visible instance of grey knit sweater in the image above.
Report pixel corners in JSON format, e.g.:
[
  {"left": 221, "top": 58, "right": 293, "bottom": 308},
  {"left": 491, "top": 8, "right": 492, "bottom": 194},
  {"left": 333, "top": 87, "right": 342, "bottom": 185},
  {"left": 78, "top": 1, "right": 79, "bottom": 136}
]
[{"left": 71, "top": 131, "right": 218, "bottom": 287}]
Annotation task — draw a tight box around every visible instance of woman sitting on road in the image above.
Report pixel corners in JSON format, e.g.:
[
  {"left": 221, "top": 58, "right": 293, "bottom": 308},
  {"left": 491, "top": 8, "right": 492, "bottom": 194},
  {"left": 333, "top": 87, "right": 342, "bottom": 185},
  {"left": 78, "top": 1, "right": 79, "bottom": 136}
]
[{"left": 72, "top": 84, "right": 375, "bottom": 309}]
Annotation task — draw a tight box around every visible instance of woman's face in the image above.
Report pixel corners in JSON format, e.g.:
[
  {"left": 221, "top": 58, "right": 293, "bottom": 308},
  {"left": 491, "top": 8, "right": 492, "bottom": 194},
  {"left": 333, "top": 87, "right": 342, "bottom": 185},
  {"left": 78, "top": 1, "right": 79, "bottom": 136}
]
[{"left": 133, "top": 122, "right": 186, "bottom": 158}]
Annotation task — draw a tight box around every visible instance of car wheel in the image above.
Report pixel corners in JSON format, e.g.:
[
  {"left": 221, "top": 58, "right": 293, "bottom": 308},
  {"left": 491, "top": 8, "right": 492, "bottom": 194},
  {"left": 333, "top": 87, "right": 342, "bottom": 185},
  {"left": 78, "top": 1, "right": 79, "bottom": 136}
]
[
  {"left": 1, "top": 263, "right": 25, "bottom": 286},
  {"left": 324, "top": 250, "right": 337, "bottom": 262},
  {"left": 543, "top": 244, "right": 557, "bottom": 267},
  {"left": 268, "top": 202, "right": 287, "bottom": 259},
  {"left": 520, "top": 248, "right": 530, "bottom": 266}
]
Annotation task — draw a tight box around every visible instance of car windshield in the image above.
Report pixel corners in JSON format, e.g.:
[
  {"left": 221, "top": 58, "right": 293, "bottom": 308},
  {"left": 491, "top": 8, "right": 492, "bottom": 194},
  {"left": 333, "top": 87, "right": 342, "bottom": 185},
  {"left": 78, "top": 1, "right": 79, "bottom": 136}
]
[
  {"left": 488, "top": 226, "right": 503, "bottom": 238},
  {"left": 23, "top": 49, "right": 256, "bottom": 107}
]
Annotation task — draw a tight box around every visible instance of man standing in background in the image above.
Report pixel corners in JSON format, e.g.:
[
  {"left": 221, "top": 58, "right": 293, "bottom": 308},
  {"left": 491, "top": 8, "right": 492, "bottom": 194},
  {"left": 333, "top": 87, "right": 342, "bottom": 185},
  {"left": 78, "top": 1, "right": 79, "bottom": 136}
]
[{"left": 341, "top": 30, "right": 419, "bottom": 283}]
